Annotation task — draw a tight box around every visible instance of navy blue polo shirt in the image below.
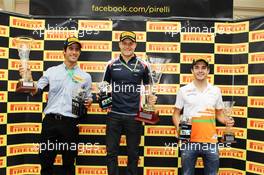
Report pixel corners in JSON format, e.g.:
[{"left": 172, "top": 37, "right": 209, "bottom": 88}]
[{"left": 103, "top": 55, "right": 150, "bottom": 115}]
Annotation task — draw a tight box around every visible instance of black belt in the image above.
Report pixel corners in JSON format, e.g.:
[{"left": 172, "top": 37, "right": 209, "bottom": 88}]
[{"left": 46, "top": 113, "right": 77, "bottom": 121}]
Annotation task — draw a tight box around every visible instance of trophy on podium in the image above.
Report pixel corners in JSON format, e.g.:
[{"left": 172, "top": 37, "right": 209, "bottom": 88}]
[
  {"left": 178, "top": 116, "right": 192, "bottom": 142},
  {"left": 72, "top": 85, "right": 90, "bottom": 118},
  {"left": 15, "top": 37, "right": 35, "bottom": 93},
  {"left": 135, "top": 57, "right": 168, "bottom": 124},
  {"left": 221, "top": 101, "right": 236, "bottom": 143},
  {"left": 97, "top": 81, "right": 112, "bottom": 109}
]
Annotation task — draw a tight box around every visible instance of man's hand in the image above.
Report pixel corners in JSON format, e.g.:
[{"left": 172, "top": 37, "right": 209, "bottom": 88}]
[
  {"left": 84, "top": 98, "right": 93, "bottom": 109},
  {"left": 147, "top": 94, "right": 157, "bottom": 105},
  {"left": 19, "top": 63, "right": 33, "bottom": 81},
  {"left": 225, "top": 117, "right": 235, "bottom": 127}
]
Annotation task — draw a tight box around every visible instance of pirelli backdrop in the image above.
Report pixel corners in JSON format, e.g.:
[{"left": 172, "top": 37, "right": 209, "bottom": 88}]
[{"left": 0, "top": 11, "right": 263, "bottom": 175}]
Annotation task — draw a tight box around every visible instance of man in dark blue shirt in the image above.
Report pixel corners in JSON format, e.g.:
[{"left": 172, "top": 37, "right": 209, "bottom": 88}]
[{"left": 102, "top": 31, "right": 157, "bottom": 175}]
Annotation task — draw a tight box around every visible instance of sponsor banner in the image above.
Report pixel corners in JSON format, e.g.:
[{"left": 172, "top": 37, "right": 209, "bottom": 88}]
[
  {"left": 78, "top": 20, "right": 112, "bottom": 31},
  {"left": 7, "top": 144, "right": 38, "bottom": 156},
  {"left": 7, "top": 164, "right": 40, "bottom": 175},
  {"left": 154, "top": 84, "right": 179, "bottom": 95},
  {"left": 0, "top": 135, "right": 6, "bottom": 146},
  {"left": 219, "top": 148, "right": 246, "bottom": 160},
  {"left": 144, "top": 125, "right": 176, "bottom": 137},
  {"left": 0, "top": 157, "right": 6, "bottom": 168},
  {"left": 147, "top": 21, "right": 181, "bottom": 32},
  {"left": 87, "top": 104, "right": 107, "bottom": 114},
  {"left": 249, "top": 52, "right": 264, "bottom": 64},
  {"left": 180, "top": 53, "right": 214, "bottom": 64},
  {"left": 0, "top": 113, "right": 7, "bottom": 124},
  {"left": 0, "top": 25, "right": 9, "bottom": 37},
  {"left": 7, "top": 123, "right": 41, "bottom": 135},
  {"left": 8, "top": 102, "right": 42, "bottom": 113},
  {"left": 246, "top": 161, "right": 264, "bottom": 175},
  {"left": 76, "top": 166, "right": 107, "bottom": 175},
  {"left": 151, "top": 63, "right": 180, "bottom": 74},
  {"left": 81, "top": 41, "right": 112, "bottom": 52},
  {"left": 9, "top": 38, "right": 44, "bottom": 50},
  {"left": 247, "top": 139, "right": 264, "bottom": 153},
  {"left": 181, "top": 33, "right": 214, "bottom": 43},
  {"left": 215, "top": 43, "right": 248, "bottom": 54},
  {"left": 248, "top": 96, "right": 264, "bottom": 108},
  {"left": 146, "top": 42, "right": 180, "bottom": 53},
  {"left": 113, "top": 31, "right": 146, "bottom": 42},
  {"left": 119, "top": 135, "right": 144, "bottom": 146},
  {"left": 8, "top": 81, "right": 18, "bottom": 92},
  {"left": 43, "top": 92, "right": 48, "bottom": 103},
  {"left": 232, "top": 106, "right": 247, "bottom": 118},
  {"left": 0, "top": 47, "right": 9, "bottom": 58},
  {"left": 215, "top": 21, "right": 249, "bottom": 34},
  {"left": 214, "top": 64, "right": 248, "bottom": 75},
  {"left": 118, "top": 156, "right": 144, "bottom": 167},
  {"left": 10, "top": 16, "right": 45, "bottom": 30},
  {"left": 247, "top": 118, "right": 264, "bottom": 131},
  {"left": 79, "top": 124, "right": 106, "bottom": 135},
  {"left": 156, "top": 105, "right": 174, "bottom": 116},
  {"left": 218, "top": 85, "right": 248, "bottom": 96},
  {"left": 144, "top": 146, "right": 178, "bottom": 157},
  {"left": 78, "top": 145, "right": 106, "bottom": 156},
  {"left": 78, "top": 61, "right": 107, "bottom": 73},
  {"left": 249, "top": 30, "right": 264, "bottom": 42},
  {"left": 248, "top": 75, "right": 264, "bottom": 86},
  {"left": 112, "top": 51, "right": 146, "bottom": 59},
  {"left": 0, "top": 69, "right": 8, "bottom": 80},
  {"left": 54, "top": 155, "right": 62, "bottom": 165},
  {"left": 178, "top": 157, "right": 204, "bottom": 167},
  {"left": 44, "top": 30, "right": 78, "bottom": 40},
  {"left": 144, "top": 167, "right": 178, "bottom": 175},
  {"left": 218, "top": 168, "right": 245, "bottom": 175},
  {"left": 43, "top": 51, "right": 64, "bottom": 61},
  {"left": 180, "top": 74, "right": 214, "bottom": 84},
  {"left": 8, "top": 59, "right": 43, "bottom": 71},
  {"left": 0, "top": 91, "right": 7, "bottom": 102},
  {"left": 216, "top": 127, "right": 247, "bottom": 139}
]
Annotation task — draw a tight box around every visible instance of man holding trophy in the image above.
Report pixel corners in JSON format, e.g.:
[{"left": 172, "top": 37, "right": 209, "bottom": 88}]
[
  {"left": 172, "top": 58, "right": 235, "bottom": 175},
  {"left": 19, "top": 36, "right": 93, "bottom": 175},
  {"left": 100, "top": 31, "right": 157, "bottom": 175}
]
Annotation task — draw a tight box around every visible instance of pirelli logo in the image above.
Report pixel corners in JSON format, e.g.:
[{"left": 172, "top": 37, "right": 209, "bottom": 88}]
[
  {"left": 146, "top": 42, "right": 180, "bottom": 53},
  {"left": 145, "top": 126, "right": 176, "bottom": 137},
  {"left": 112, "top": 52, "right": 146, "bottom": 59},
  {"left": 88, "top": 104, "right": 107, "bottom": 114},
  {"left": 247, "top": 161, "right": 264, "bottom": 174},
  {"left": 214, "top": 64, "right": 248, "bottom": 75},
  {"left": 147, "top": 21, "right": 181, "bottom": 32},
  {"left": 113, "top": 31, "right": 146, "bottom": 42},
  {"left": 248, "top": 75, "right": 264, "bottom": 86},
  {"left": 249, "top": 52, "right": 264, "bottom": 64},
  {"left": 0, "top": 69, "right": 8, "bottom": 80},
  {"left": 218, "top": 85, "right": 247, "bottom": 96},
  {"left": 155, "top": 84, "right": 179, "bottom": 95},
  {"left": 76, "top": 166, "right": 107, "bottom": 175},
  {"left": 7, "top": 123, "right": 41, "bottom": 135},
  {"left": 150, "top": 63, "right": 179, "bottom": 74},
  {"left": 215, "top": 21, "right": 249, "bottom": 34},
  {"left": 220, "top": 148, "right": 246, "bottom": 160},
  {"left": 215, "top": 43, "right": 248, "bottom": 54},
  {"left": 78, "top": 145, "right": 106, "bottom": 156},
  {"left": 248, "top": 118, "right": 264, "bottom": 131},
  {"left": 156, "top": 105, "right": 174, "bottom": 116},
  {"left": 44, "top": 30, "right": 78, "bottom": 40},
  {"left": 8, "top": 102, "right": 42, "bottom": 113},
  {"left": 79, "top": 124, "right": 106, "bottom": 135},
  {"left": 0, "top": 135, "right": 6, "bottom": 146},
  {"left": 0, "top": 113, "right": 7, "bottom": 124},
  {"left": 181, "top": 33, "right": 214, "bottom": 43},
  {"left": 247, "top": 139, "right": 264, "bottom": 153},
  {"left": 8, "top": 81, "right": 18, "bottom": 92},
  {"left": 54, "top": 155, "right": 62, "bottom": 165},
  {"left": 181, "top": 53, "right": 214, "bottom": 64},
  {"left": 10, "top": 38, "right": 44, "bottom": 50},
  {"left": 180, "top": 74, "right": 214, "bottom": 84},
  {"left": 218, "top": 168, "right": 245, "bottom": 175},
  {"left": 145, "top": 146, "right": 177, "bottom": 157},
  {"left": 43, "top": 92, "right": 48, "bottom": 103},
  {"left": 44, "top": 51, "right": 64, "bottom": 61},
  {"left": 0, "top": 91, "right": 7, "bottom": 102},
  {"left": 81, "top": 41, "right": 112, "bottom": 51},
  {"left": 0, "top": 47, "right": 8, "bottom": 58},
  {"left": 248, "top": 97, "right": 264, "bottom": 108},
  {"left": 232, "top": 106, "right": 247, "bottom": 118},
  {"left": 119, "top": 135, "right": 144, "bottom": 146},
  {"left": 78, "top": 61, "right": 107, "bottom": 73},
  {"left": 118, "top": 156, "right": 144, "bottom": 167},
  {"left": 250, "top": 30, "right": 264, "bottom": 42},
  {"left": 0, "top": 25, "right": 9, "bottom": 37},
  {"left": 7, "top": 144, "right": 38, "bottom": 156},
  {"left": 10, "top": 16, "right": 45, "bottom": 30},
  {"left": 144, "top": 167, "right": 178, "bottom": 175},
  {"left": 7, "top": 164, "right": 40, "bottom": 175},
  {"left": 78, "top": 20, "right": 112, "bottom": 30},
  {"left": 0, "top": 157, "right": 6, "bottom": 168},
  {"left": 216, "top": 127, "right": 247, "bottom": 139},
  {"left": 8, "top": 59, "right": 43, "bottom": 71}
]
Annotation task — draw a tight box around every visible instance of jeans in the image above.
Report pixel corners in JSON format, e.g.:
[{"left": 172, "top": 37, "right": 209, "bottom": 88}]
[
  {"left": 106, "top": 112, "right": 142, "bottom": 175},
  {"left": 181, "top": 142, "right": 219, "bottom": 175}
]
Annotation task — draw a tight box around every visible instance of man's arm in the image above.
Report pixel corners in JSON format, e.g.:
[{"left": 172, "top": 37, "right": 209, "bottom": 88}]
[{"left": 172, "top": 107, "right": 181, "bottom": 137}]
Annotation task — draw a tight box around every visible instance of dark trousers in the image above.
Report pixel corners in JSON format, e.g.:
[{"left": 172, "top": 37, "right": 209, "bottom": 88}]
[
  {"left": 106, "top": 112, "right": 142, "bottom": 175},
  {"left": 39, "top": 114, "right": 79, "bottom": 175}
]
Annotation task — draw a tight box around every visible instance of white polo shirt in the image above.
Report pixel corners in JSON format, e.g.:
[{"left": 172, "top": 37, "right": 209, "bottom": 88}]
[{"left": 175, "top": 81, "right": 223, "bottom": 143}]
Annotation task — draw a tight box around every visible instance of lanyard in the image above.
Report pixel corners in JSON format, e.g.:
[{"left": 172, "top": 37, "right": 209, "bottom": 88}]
[
  {"left": 66, "top": 68, "right": 78, "bottom": 83},
  {"left": 119, "top": 58, "right": 139, "bottom": 72}
]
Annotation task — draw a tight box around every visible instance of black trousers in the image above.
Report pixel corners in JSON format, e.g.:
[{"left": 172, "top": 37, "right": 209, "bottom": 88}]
[
  {"left": 106, "top": 112, "right": 142, "bottom": 175},
  {"left": 39, "top": 114, "right": 79, "bottom": 175}
]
